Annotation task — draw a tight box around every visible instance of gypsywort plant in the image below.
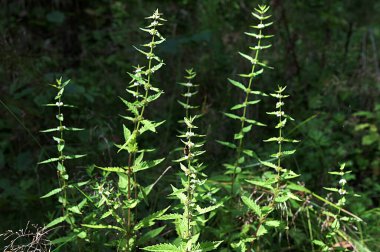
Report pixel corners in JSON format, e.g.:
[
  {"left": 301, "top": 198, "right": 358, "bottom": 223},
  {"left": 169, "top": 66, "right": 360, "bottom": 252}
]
[
  {"left": 39, "top": 77, "right": 86, "bottom": 235},
  {"left": 313, "top": 163, "right": 362, "bottom": 251},
  {"left": 218, "top": 4, "right": 273, "bottom": 195},
  {"left": 144, "top": 69, "right": 221, "bottom": 251},
  {"left": 81, "top": 10, "right": 169, "bottom": 251},
  {"left": 235, "top": 85, "right": 300, "bottom": 250}
]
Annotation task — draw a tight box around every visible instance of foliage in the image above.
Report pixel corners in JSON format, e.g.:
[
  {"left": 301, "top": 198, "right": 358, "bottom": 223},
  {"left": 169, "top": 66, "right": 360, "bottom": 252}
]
[{"left": 1, "top": 1, "right": 379, "bottom": 252}]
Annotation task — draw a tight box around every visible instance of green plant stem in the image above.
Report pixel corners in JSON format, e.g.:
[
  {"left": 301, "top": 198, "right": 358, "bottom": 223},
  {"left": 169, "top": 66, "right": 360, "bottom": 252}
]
[
  {"left": 125, "top": 22, "right": 158, "bottom": 251},
  {"left": 231, "top": 18, "right": 263, "bottom": 195},
  {"left": 276, "top": 96, "right": 283, "bottom": 188},
  {"left": 306, "top": 206, "right": 315, "bottom": 252},
  {"left": 185, "top": 126, "right": 193, "bottom": 246}
]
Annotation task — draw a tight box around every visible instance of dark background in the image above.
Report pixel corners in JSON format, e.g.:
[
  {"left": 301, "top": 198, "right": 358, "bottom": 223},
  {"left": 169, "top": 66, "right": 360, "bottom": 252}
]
[{"left": 1, "top": 0, "right": 379, "bottom": 249}]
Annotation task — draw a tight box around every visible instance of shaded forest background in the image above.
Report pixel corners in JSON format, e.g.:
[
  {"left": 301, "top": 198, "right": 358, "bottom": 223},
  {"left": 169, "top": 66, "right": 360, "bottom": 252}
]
[{"left": 0, "top": 0, "right": 379, "bottom": 247}]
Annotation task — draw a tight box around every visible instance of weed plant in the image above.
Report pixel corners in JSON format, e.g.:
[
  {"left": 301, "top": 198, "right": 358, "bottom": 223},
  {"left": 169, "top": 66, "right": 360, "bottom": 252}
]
[
  {"left": 38, "top": 78, "right": 86, "bottom": 239},
  {"left": 1, "top": 3, "right": 374, "bottom": 252}
]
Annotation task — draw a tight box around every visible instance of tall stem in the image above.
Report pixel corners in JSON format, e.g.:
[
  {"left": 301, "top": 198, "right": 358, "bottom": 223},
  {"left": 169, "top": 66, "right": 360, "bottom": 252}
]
[
  {"left": 231, "top": 18, "right": 263, "bottom": 195},
  {"left": 125, "top": 23, "right": 158, "bottom": 251}
]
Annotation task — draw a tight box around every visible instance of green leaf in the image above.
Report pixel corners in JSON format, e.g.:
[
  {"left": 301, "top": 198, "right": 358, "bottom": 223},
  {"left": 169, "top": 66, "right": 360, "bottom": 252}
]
[
  {"left": 228, "top": 78, "right": 246, "bottom": 91},
  {"left": 323, "top": 187, "right": 339, "bottom": 192},
  {"left": 196, "top": 203, "right": 222, "bottom": 215},
  {"left": 81, "top": 224, "right": 125, "bottom": 233},
  {"left": 146, "top": 92, "right": 163, "bottom": 103},
  {"left": 242, "top": 149, "right": 257, "bottom": 158},
  {"left": 38, "top": 157, "right": 60, "bottom": 164},
  {"left": 133, "top": 158, "right": 165, "bottom": 173},
  {"left": 216, "top": 140, "right": 237, "bottom": 149},
  {"left": 241, "top": 196, "right": 262, "bottom": 217},
  {"left": 157, "top": 213, "right": 182, "bottom": 220},
  {"left": 134, "top": 206, "right": 170, "bottom": 231},
  {"left": 242, "top": 125, "right": 253, "bottom": 133},
  {"left": 312, "top": 240, "right": 327, "bottom": 247},
  {"left": 224, "top": 112, "right": 241, "bottom": 120},
  {"left": 96, "top": 166, "right": 126, "bottom": 173},
  {"left": 50, "top": 234, "right": 76, "bottom": 245},
  {"left": 68, "top": 205, "right": 82, "bottom": 214},
  {"left": 65, "top": 154, "right": 86, "bottom": 160},
  {"left": 120, "top": 97, "right": 139, "bottom": 116},
  {"left": 137, "top": 226, "right": 166, "bottom": 246},
  {"left": 287, "top": 182, "right": 311, "bottom": 193},
  {"left": 65, "top": 127, "right": 85, "bottom": 131},
  {"left": 245, "top": 118, "right": 266, "bottom": 126},
  {"left": 265, "top": 220, "right": 280, "bottom": 227},
  {"left": 246, "top": 179, "right": 274, "bottom": 190},
  {"left": 123, "top": 124, "right": 131, "bottom": 141},
  {"left": 46, "top": 216, "right": 67, "bottom": 229},
  {"left": 251, "top": 12, "right": 271, "bottom": 20},
  {"left": 256, "top": 225, "right": 267, "bottom": 237},
  {"left": 260, "top": 160, "right": 279, "bottom": 170},
  {"left": 230, "top": 103, "right": 247, "bottom": 110},
  {"left": 142, "top": 243, "right": 180, "bottom": 252},
  {"left": 238, "top": 52, "right": 255, "bottom": 63},
  {"left": 41, "top": 188, "right": 62, "bottom": 198},
  {"left": 139, "top": 120, "right": 164, "bottom": 134},
  {"left": 199, "top": 241, "right": 223, "bottom": 251}
]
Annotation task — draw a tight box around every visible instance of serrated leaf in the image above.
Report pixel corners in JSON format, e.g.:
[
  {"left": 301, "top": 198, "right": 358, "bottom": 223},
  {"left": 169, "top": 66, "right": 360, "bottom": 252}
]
[
  {"left": 133, "top": 158, "right": 165, "bottom": 173},
  {"left": 265, "top": 220, "right": 280, "bottom": 227},
  {"left": 287, "top": 182, "right": 311, "bottom": 193},
  {"left": 97, "top": 166, "right": 126, "bottom": 173},
  {"left": 241, "top": 196, "right": 261, "bottom": 217},
  {"left": 199, "top": 241, "right": 223, "bottom": 251},
  {"left": 137, "top": 226, "right": 166, "bottom": 246},
  {"left": 46, "top": 216, "right": 67, "bottom": 229},
  {"left": 41, "top": 188, "right": 62, "bottom": 198},
  {"left": 256, "top": 225, "right": 267, "bottom": 237},
  {"left": 147, "top": 92, "right": 163, "bottom": 103},
  {"left": 38, "top": 157, "right": 60, "bottom": 164},
  {"left": 246, "top": 179, "right": 275, "bottom": 190},
  {"left": 157, "top": 213, "right": 182, "bottom": 220},
  {"left": 120, "top": 97, "right": 139, "bottom": 116},
  {"left": 134, "top": 207, "right": 169, "bottom": 231},
  {"left": 68, "top": 205, "right": 81, "bottom": 214},
  {"left": 260, "top": 160, "right": 279, "bottom": 170},
  {"left": 142, "top": 243, "right": 180, "bottom": 252},
  {"left": 123, "top": 125, "right": 131, "bottom": 141},
  {"left": 196, "top": 203, "right": 222, "bottom": 215}
]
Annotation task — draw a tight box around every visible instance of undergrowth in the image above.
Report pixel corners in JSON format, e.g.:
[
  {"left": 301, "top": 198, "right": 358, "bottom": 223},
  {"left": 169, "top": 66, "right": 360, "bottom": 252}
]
[{"left": 1, "top": 3, "right": 374, "bottom": 252}]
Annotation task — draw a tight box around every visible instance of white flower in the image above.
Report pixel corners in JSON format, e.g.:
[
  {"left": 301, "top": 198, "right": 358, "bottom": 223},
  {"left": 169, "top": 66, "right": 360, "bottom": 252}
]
[
  {"left": 186, "top": 132, "right": 195, "bottom": 138},
  {"left": 275, "top": 111, "right": 284, "bottom": 117},
  {"left": 338, "top": 189, "right": 346, "bottom": 195},
  {"left": 339, "top": 179, "right": 347, "bottom": 185},
  {"left": 276, "top": 101, "right": 284, "bottom": 108},
  {"left": 56, "top": 102, "right": 63, "bottom": 107}
]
